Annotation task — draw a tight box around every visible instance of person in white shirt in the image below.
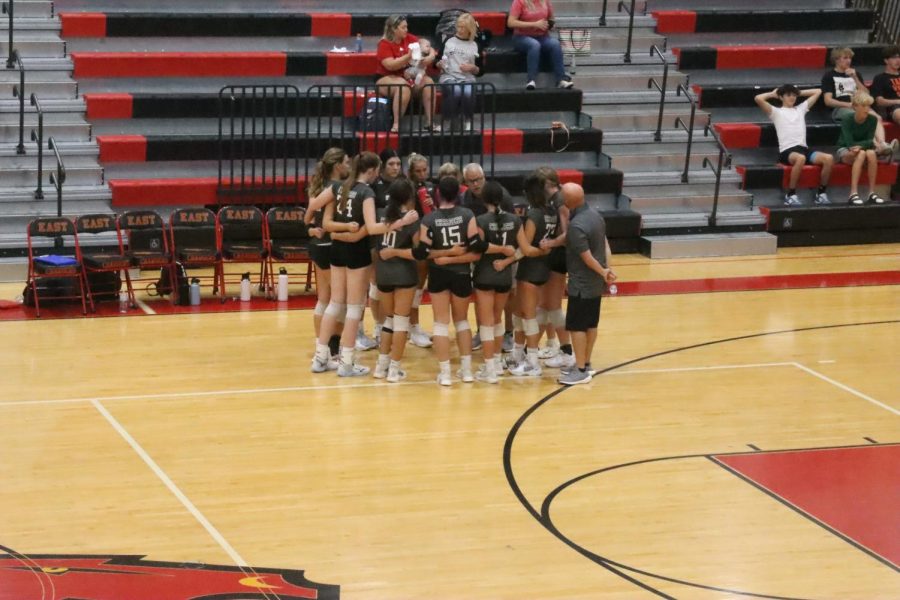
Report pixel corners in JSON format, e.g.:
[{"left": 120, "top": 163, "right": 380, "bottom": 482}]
[
  {"left": 755, "top": 85, "right": 834, "bottom": 206},
  {"left": 437, "top": 13, "right": 481, "bottom": 132}
]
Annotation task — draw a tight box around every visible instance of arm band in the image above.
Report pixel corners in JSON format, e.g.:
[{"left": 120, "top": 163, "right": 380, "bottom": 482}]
[
  {"left": 412, "top": 243, "right": 431, "bottom": 261},
  {"left": 467, "top": 234, "right": 488, "bottom": 254}
]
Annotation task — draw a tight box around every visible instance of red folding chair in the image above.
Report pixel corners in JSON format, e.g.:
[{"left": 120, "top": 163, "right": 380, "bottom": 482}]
[
  {"left": 75, "top": 213, "right": 135, "bottom": 310},
  {"left": 119, "top": 209, "right": 175, "bottom": 300},
  {"left": 25, "top": 217, "right": 92, "bottom": 317},
  {"left": 169, "top": 208, "right": 223, "bottom": 303},
  {"left": 217, "top": 205, "right": 268, "bottom": 298},
  {"left": 264, "top": 205, "right": 314, "bottom": 296}
]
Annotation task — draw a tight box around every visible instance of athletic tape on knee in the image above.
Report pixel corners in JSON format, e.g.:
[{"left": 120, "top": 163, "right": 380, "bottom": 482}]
[
  {"left": 324, "top": 301, "right": 345, "bottom": 318},
  {"left": 392, "top": 315, "right": 410, "bottom": 333},
  {"left": 454, "top": 320, "right": 471, "bottom": 333},
  {"left": 382, "top": 316, "right": 394, "bottom": 332},
  {"left": 412, "top": 288, "right": 424, "bottom": 308},
  {"left": 314, "top": 301, "right": 327, "bottom": 317},
  {"left": 433, "top": 322, "right": 450, "bottom": 337},
  {"left": 512, "top": 314, "right": 524, "bottom": 332},
  {"left": 536, "top": 307, "right": 548, "bottom": 326},
  {"left": 523, "top": 317, "right": 540, "bottom": 336},
  {"left": 479, "top": 324, "right": 495, "bottom": 341},
  {"left": 550, "top": 308, "right": 566, "bottom": 329},
  {"left": 368, "top": 282, "right": 380, "bottom": 301},
  {"left": 345, "top": 303, "right": 364, "bottom": 320}
]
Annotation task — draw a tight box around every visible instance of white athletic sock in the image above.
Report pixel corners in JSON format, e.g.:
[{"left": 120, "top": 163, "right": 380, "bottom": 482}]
[
  {"left": 526, "top": 347, "right": 539, "bottom": 368},
  {"left": 460, "top": 355, "right": 472, "bottom": 371},
  {"left": 315, "top": 342, "right": 330, "bottom": 361},
  {"left": 340, "top": 347, "right": 354, "bottom": 366},
  {"left": 439, "top": 360, "right": 451, "bottom": 375}
]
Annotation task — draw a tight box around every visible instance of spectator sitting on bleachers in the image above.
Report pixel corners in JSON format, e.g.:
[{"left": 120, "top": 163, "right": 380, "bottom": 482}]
[
  {"left": 870, "top": 45, "right": 900, "bottom": 132},
  {"left": 755, "top": 85, "right": 834, "bottom": 206},
  {"left": 838, "top": 91, "right": 888, "bottom": 205},
  {"left": 507, "top": 0, "right": 574, "bottom": 91},
  {"left": 376, "top": 15, "right": 439, "bottom": 133},
  {"left": 436, "top": 12, "right": 481, "bottom": 132}
]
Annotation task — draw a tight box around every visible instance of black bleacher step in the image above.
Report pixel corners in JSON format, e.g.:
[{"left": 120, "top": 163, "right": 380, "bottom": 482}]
[
  {"left": 681, "top": 9, "right": 874, "bottom": 33},
  {"left": 765, "top": 204, "right": 900, "bottom": 233}
]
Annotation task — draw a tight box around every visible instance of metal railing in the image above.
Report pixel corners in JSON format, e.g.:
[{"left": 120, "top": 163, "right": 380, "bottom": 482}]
[
  {"left": 10, "top": 49, "right": 25, "bottom": 154},
  {"left": 647, "top": 45, "right": 668, "bottom": 142},
  {"left": 2, "top": 0, "right": 14, "bottom": 69},
  {"left": 600, "top": 0, "right": 609, "bottom": 26},
  {"left": 850, "top": 0, "right": 900, "bottom": 44},
  {"left": 48, "top": 136, "right": 65, "bottom": 218},
  {"left": 673, "top": 83, "right": 696, "bottom": 184},
  {"left": 617, "top": 0, "right": 637, "bottom": 63},
  {"left": 702, "top": 123, "right": 732, "bottom": 227},
  {"left": 30, "top": 93, "right": 44, "bottom": 199},
  {"left": 217, "top": 84, "right": 301, "bottom": 203}
]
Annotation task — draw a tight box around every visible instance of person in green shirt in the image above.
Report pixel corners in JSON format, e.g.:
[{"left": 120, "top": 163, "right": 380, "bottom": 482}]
[{"left": 837, "top": 91, "right": 891, "bottom": 204}]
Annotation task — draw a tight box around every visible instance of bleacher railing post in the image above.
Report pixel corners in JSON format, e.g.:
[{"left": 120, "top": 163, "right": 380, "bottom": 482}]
[
  {"left": 674, "top": 84, "right": 696, "bottom": 183},
  {"left": 30, "top": 93, "right": 44, "bottom": 199},
  {"left": 3, "top": 0, "right": 14, "bottom": 69},
  {"left": 618, "top": 0, "right": 636, "bottom": 63},
  {"left": 11, "top": 50, "right": 25, "bottom": 154},
  {"left": 48, "top": 136, "right": 65, "bottom": 219}
]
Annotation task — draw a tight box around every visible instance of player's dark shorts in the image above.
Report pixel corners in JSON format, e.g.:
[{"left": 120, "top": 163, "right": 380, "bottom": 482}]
[
  {"left": 428, "top": 265, "right": 472, "bottom": 298},
  {"left": 474, "top": 282, "right": 512, "bottom": 294},
  {"left": 330, "top": 239, "right": 372, "bottom": 270},
  {"left": 515, "top": 256, "right": 550, "bottom": 286},
  {"left": 550, "top": 246, "right": 567, "bottom": 275},
  {"left": 377, "top": 283, "right": 416, "bottom": 294},
  {"left": 779, "top": 145, "right": 820, "bottom": 165},
  {"left": 308, "top": 242, "right": 331, "bottom": 270},
  {"left": 565, "top": 294, "right": 602, "bottom": 332}
]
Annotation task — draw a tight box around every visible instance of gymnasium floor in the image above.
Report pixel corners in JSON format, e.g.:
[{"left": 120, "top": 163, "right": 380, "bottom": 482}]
[{"left": 0, "top": 244, "right": 898, "bottom": 599}]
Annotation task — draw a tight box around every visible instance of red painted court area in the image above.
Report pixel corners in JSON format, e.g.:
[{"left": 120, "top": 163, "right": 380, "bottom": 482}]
[{"left": 715, "top": 445, "right": 900, "bottom": 569}]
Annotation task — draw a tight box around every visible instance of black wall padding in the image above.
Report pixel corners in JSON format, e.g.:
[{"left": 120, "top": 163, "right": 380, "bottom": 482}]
[
  {"left": 521, "top": 129, "right": 602, "bottom": 154},
  {"left": 145, "top": 135, "right": 357, "bottom": 162},
  {"left": 676, "top": 48, "right": 717, "bottom": 70},
  {"left": 741, "top": 166, "right": 784, "bottom": 189},
  {"left": 105, "top": 14, "right": 312, "bottom": 37},
  {"left": 351, "top": 15, "right": 441, "bottom": 37},
  {"left": 775, "top": 228, "right": 900, "bottom": 246},
  {"left": 766, "top": 205, "right": 900, "bottom": 232},
  {"left": 489, "top": 89, "right": 582, "bottom": 113},
  {"left": 132, "top": 94, "right": 340, "bottom": 119},
  {"left": 285, "top": 54, "right": 328, "bottom": 76},
  {"left": 601, "top": 210, "right": 641, "bottom": 238},
  {"left": 694, "top": 10, "right": 873, "bottom": 33}
]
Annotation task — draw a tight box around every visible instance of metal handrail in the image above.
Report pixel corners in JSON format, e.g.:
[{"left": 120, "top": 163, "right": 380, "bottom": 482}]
[
  {"left": 617, "top": 0, "right": 636, "bottom": 63},
  {"left": 48, "top": 136, "right": 65, "bottom": 217},
  {"left": 30, "top": 93, "right": 44, "bottom": 199},
  {"left": 703, "top": 123, "right": 732, "bottom": 227},
  {"left": 3, "top": 0, "right": 14, "bottom": 69},
  {"left": 600, "top": 0, "right": 609, "bottom": 26},
  {"left": 850, "top": 0, "right": 900, "bottom": 44},
  {"left": 674, "top": 83, "right": 696, "bottom": 183},
  {"left": 10, "top": 49, "right": 25, "bottom": 154},
  {"left": 647, "top": 45, "right": 669, "bottom": 142}
]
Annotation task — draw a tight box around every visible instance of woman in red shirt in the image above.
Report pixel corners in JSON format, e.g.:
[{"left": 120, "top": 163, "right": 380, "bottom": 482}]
[
  {"left": 376, "top": 15, "right": 439, "bottom": 132},
  {"left": 507, "top": 0, "right": 574, "bottom": 90}
]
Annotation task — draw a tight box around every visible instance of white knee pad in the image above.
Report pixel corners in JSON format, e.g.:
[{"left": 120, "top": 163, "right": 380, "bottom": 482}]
[
  {"left": 433, "top": 322, "right": 450, "bottom": 337},
  {"left": 523, "top": 317, "right": 540, "bottom": 336},
  {"left": 512, "top": 314, "right": 524, "bottom": 333},
  {"left": 479, "top": 324, "right": 495, "bottom": 341},
  {"left": 412, "top": 288, "right": 424, "bottom": 308},
  {"left": 549, "top": 308, "right": 566, "bottom": 329},
  {"left": 454, "top": 320, "right": 471, "bottom": 333},
  {"left": 382, "top": 316, "right": 394, "bottom": 332},
  {"left": 346, "top": 303, "right": 364, "bottom": 320},
  {"left": 324, "top": 301, "right": 345, "bottom": 318},
  {"left": 368, "top": 282, "right": 380, "bottom": 301},
  {"left": 536, "top": 307, "right": 548, "bottom": 326},
  {"left": 314, "top": 301, "right": 327, "bottom": 317},
  {"left": 393, "top": 314, "right": 410, "bottom": 333}
]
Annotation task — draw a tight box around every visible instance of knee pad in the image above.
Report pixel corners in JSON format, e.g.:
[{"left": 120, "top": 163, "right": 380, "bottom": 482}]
[
  {"left": 314, "top": 301, "right": 327, "bottom": 317},
  {"left": 433, "top": 322, "right": 450, "bottom": 337},
  {"left": 536, "top": 307, "right": 548, "bottom": 326},
  {"left": 382, "top": 316, "right": 394, "bottom": 334},
  {"left": 454, "top": 320, "right": 471, "bottom": 333},
  {"left": 412, "top": 288, "right": 424, "bottom": 308},
  {"left": 549, "top": 308, "right": 566, "bottom": 329},
  {"left": 345, "top": 303, "right": 364, "bottom": 320},
  {"left": 512, "top": 314, "right": 524, "bottom": 333},
  {"left": 393, "top": 314, "right": 410, "bottom": 333},
  {"left": 479, "top": 324, "right": 495, "bottom": 341},
  {"left": 368, "top": 282, "right": 380, "bottom": 301},
  {"left": 324, "top": 301, "right": 345, "bottom": 318},
  {"left": 523, "top": 317, "right": 540, "bottom": 337}
]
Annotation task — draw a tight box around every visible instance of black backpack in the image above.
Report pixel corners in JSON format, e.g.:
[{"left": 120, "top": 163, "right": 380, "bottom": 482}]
[{"left": 357, "top": 96, "right": 393, "bottom": 132}]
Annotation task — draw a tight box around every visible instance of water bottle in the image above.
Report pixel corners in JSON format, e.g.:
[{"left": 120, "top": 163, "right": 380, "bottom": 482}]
[
  {"left": 240, "top": 272, "right": 251, "bottom": 302},
  {"left": 277, "top": 268, "right": 289, "bottom": 302},
  {"left": 355, "top": 33, "right": 363, "bottom": 53},
  {"left": 608, "top": 283, "right": 618, "bottom": 296},
  {"left": 189, "top": 278, "right": 201, "bottom": 306},
  {"left": 118, "top": 290, "right": 129, "bottom": 313}
]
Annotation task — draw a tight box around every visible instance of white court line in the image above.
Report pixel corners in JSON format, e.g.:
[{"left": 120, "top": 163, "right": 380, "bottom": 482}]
[
  {"left": 91, "top": 399, "right": 248, "bottom": 566},
  {"left": 134, "top": 298, "right": 157, "bottom": 315},
  {"left": 792, "top": 362, "right": 900, "bottom": 416}
]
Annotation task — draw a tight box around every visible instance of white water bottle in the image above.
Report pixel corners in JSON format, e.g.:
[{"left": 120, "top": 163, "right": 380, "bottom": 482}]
[
  {"left": 608, "top": 283, "right": 618, "bottom": 296},
  {"left": 240, "top": 272, "right": 251, "bottom": 301},
  {"left": 189, "top": 278, "right": 201, "bottom": 306},
  {"left": 277, "top": 268, "right": 289, "bottom": 301},
  {"left": 118, "top": 290, "right": 129, "bottom": 313}
]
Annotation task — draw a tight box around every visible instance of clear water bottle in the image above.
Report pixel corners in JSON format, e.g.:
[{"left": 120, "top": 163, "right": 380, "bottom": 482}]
[
  {"left": 277, "top": 268, "right": 289, "bottom": 302},
  {"left": 118, "top": 290, "right": 129, "bottom": 313},
  {"left": 240, "top": 272, "right": 251, "bottom": 301},
  {"left": 355, "top": 33, "right": 363, "bottom": 53},
  {"left": 189, "top": 278, "right": 201, "bottom": 306},
  {"left": 608, "top": 283, "right": 618, "bottom": 296}
]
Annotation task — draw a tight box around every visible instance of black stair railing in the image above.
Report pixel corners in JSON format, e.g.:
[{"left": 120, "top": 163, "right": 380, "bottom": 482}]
[
  {"left": 10, "top": 49, "right": 25, "bottom": 154},
  {"left": 647, "top": 45, "right": 668, "bottom": 142},
  {"left": 48, "top": 136, "right": 65, "bottom": 218},
  {"left": 850, "top": 0, "right": 900, "bottom": 44},
  {"left": 2, "top": 0, "right": 14, "bottom": 69},
  {"left": 30, "top": 93, "right": 44, "bottom": 199},
  {"left": 617, "top": 0, "right": 636, "bottom": 63},
  {"left": 673, "top": 83, "right": 696, "bottom": 184},
  {"left": 702, "top": 123, "right": 732, "bottom": 227}
]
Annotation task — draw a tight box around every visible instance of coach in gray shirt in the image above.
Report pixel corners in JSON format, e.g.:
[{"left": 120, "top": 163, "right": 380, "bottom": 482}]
[{"left": 558, "top": 182, "right": 616, "bottom": 386}]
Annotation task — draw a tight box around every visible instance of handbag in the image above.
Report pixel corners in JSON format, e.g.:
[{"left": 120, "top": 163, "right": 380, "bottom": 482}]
[{"left": 558, "top": 29, "right": 591, "bottom": 56}]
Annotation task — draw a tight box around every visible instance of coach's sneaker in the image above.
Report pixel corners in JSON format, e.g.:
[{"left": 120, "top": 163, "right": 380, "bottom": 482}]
[
  {"left": 373, "top": 354, "right": 390, "bottom": 379},
  {"left": 457, "top": 366, "right": 475, "bottom": 383},
  {"left": 545, "top": 352, "right": 575, "bottom": 369},
  {"left": 386, "top": 363, "right": 407, "bottom": 383},
  {"left": 509, "top": 361, "right": 542, "bottom": 377},
  {"left": 337, "top": 362, "right": 370, "bottom": 377},
  {"left": 558, "top": 368, "right": 592, "bottom": 386},
  {"left": 783, "top": 192, "right": 801, "bottom": 206},
  {"left": 311, "top": 355, "right": 339, "bottom": 373},
  {"left": 355, "top": 330, "right": 378, "bottom": 351},
  {"left": 410, "top": 325, "right": 433, "bottom": 348}
]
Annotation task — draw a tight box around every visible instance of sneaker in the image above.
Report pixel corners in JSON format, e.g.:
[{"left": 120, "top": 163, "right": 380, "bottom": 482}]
[
  {"left": 585, "top": 364, "right": 597, "bottom": 377},
  {"left": 373, "top": 356, "right": 390, "bottom": 379},
  {"left": 475, "top": 365, "right": 499, "bottom": 384},
  {"left": 509, "top": 361, "right": 542, "bottom": 377},
  {"left": 471, "top": 333, "right": 482, "bottom": 351},
  {"left": 525, "top": 80, "right": 536, "bottom": 90},
  {"left": 558, "top": 369, "right": 592, "bottom": 386},
  {"left": 876, "top": 138, "right": 899, "bottom": 158},
  {"left": 545, "top": 352, "right": 575, "bottom": 369},
  {"left": 426, "top": 122, "right": 442, "bottom": 133},
  {"left": 436, "top": 371, "right": 453, "bottom": 386},
  {"left": 337, "top": 363, "right": 370, "bottom": 377},
  {"left": 814, "top": 191, "right": 831, "bottom": 205},
  {"left": 457, "top": 367, "right": 475, "bottom": 383},
  {"left": 386, "top": 365, "right": 407, "bottom": 383},
  {"left": 410, "top": 327, "right": 433, "bottom": 348},
  {"left": 783, "top": 193, "right": 801, "bottom": 206},
  {"left": 849, "top": 193, "right": 864, "bottom": 205},
  {"left": 558, "top": 79, "right": 575, "bottom": 89},
  {"left": 868, "top": 192, "right": 886, "bottom": 204},
  {"left": 538, "top": 344, "right": 559, "bottom": 359},
  {"left": 355, "top": 331, "right": 378, "bottom": 351},
  {"left": 501, "top": 332, "right": 514, "bottom": 353},
  {"left": 311, "top": 355, "right": 339, "bottom": 373}
]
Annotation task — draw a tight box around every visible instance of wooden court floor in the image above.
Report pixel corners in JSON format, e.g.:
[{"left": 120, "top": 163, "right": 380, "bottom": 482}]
[{"left": 0, "top": 244, "right": 898, "bottom": 599}]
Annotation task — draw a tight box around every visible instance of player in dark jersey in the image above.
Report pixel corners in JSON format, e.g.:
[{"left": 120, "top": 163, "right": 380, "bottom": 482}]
[
  {"left": 418, "top": 176, "right": 480, "bottom": 386},
  {"left": 509, "top": 168, "right": 559, "bottom": 377},
  {"left": 371, "top": 178, "right": 421, "bottom": 383},
  {"left": 407, "top": 153, "right": 435, "bottom": 348},
  {"left": 303, "top": 148, "right": 350, "bottom": 371},
  {"left": 473, "top": 181, "right": 521, "bottom": 383}
]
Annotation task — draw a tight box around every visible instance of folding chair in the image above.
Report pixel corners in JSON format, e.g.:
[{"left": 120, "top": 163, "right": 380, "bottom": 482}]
[
  {"left": 217, "top": 205, "right": 268, "bottom": 298},
  {"left": 25, "top": 217, "right": 92, "bottom": 317},
  {"left": 265, "top": 205, "right": 314, "bottom": 296},
  {"left": 168, "top": 207, "right": 224, "bottom": 302},
  {"left": 75, "top": 213, "right": 134, "bottom": 310},
  {"left": 119, "top": 210, "right": 175, "bottom": 299}
]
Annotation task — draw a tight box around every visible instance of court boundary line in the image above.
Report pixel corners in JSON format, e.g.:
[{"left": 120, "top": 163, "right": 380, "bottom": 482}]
[{"left": 791, "top": 362, "right": 900, "bottom": 416}]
